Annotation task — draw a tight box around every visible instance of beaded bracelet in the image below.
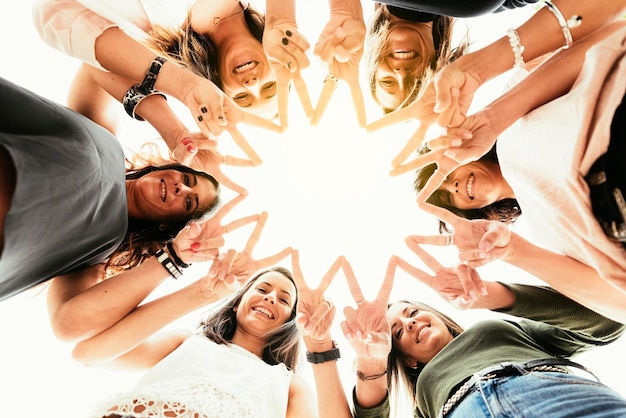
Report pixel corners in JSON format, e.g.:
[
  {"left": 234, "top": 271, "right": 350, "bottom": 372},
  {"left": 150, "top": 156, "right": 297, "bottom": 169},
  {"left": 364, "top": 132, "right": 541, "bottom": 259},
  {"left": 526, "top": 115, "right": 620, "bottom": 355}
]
[
  {"left": 543, "top": 0, "right": 582, "bottom": 50},
  {"left": 505, "top": 28, "right": 525, "bottom": 71},
  {"left": 156, "top": 248, "right": 182, "bottom": 279},
  {"left": 122, "top": 85, "right": 166, "bottom": 121}
]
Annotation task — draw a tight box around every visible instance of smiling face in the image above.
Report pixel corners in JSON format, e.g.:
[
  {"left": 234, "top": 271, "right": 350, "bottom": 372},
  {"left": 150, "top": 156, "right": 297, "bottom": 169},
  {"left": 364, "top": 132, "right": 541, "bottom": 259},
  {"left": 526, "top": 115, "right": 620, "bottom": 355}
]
[
  {"left": 435, "top": 160, "right": 513, "bottom": 210},
  {"left": 387, "top": 302, "right": 454, "bottom": 366},
  {"left": 235, "top": 271, "right": 297, "bottom": 336},
  {"left": 374, "top": 20, "right": 434, "bottom": 111},
  {"left": 126, "top": 168, "right": 219, "bottom": 221}
]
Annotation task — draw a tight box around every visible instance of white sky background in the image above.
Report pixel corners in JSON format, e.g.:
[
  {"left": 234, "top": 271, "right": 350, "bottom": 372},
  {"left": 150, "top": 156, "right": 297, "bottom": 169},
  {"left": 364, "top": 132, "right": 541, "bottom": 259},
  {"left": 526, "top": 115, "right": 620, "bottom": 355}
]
[{"left": 1, "top": 1, "right": 625, "bottom": 417}]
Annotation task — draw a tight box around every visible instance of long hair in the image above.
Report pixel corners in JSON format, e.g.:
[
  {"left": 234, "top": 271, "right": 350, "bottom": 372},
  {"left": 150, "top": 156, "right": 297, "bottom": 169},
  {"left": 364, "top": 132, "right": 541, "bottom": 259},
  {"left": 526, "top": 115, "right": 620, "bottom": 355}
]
[
  {"left": 147, "top": 7, "right": 265, "bottom": 89},
  {"left": 198, "top": 267, "right": 301, "bottom": 370},
  {"left": 365, "top": 4, "right": 469, "bottom": 114},
  {"left": 387, "top": 301, "right": 464, "bottom": 409},
  {"left": 414, "top": 144, "right": 521, "bottom": 233},
  {"left": 103, "top": 146, "right": 220, "bottom": 277}
]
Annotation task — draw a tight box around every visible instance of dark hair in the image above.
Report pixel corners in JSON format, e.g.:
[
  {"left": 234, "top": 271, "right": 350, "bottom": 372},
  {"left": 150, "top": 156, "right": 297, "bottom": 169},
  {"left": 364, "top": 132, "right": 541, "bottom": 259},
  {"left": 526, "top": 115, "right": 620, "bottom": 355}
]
[
  {"left": 104, "top": 163, "right": 220, "bottom": 277},
  {"left": 365, "top": 4, "right": 469, "bottom": 114},
  {"left": 198, "top": 267, "right": 301, "bottom": 370},
  {"left": 387, "top": 301, "right": 464, "bottom": 409},
  {"left": 147, "top": 7, "right": 265, "bottom": 89},
  {"left": 414, "top": 145, "right": 521, "bottom": 233}
]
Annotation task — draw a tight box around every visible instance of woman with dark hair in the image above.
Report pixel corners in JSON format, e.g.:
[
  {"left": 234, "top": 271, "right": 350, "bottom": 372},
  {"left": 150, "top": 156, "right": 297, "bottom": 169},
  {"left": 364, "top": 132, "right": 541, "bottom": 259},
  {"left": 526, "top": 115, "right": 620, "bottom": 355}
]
[{"left": 340, "top": 249, "right": 626, "bottom": 418}]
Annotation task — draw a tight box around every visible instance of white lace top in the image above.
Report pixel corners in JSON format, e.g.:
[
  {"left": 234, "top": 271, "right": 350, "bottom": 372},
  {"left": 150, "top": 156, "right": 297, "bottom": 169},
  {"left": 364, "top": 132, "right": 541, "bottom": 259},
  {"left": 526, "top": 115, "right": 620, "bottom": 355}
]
[{"left": 90, "top": 335, "right": 293, "bottom": 418}]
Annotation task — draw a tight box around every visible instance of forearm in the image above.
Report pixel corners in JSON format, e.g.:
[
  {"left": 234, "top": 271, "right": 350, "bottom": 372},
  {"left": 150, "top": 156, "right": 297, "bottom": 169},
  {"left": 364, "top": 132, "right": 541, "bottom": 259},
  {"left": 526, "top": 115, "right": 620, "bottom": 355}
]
[
  {"left": 465, "top": 281, "right": 516, "bottom": 311},
  {"left": 354, "top": 357, "right": 388, "bottom": 409},
  {"left": 505, "top": 233, "right": 626, "bottom": 323},
  {"left": 328, "top": 0, "right": 362, "bottom": 18},
  {"left": 71, "top": 280, "right": 219, "bottom": 367},
  {"left": 265, "top": 0, "right": 297, "bottom": 25},
  {"left": 482, "top": 21, "right": 626, "bottom": 135}
]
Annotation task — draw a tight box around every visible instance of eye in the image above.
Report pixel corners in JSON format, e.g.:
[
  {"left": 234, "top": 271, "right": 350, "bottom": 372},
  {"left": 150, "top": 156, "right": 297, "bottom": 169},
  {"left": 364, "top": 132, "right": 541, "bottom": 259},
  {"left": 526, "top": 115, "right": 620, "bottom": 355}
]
[
  {"left": 409, "top": 309, "right": 418, "bottom": 317},
  {"left": 395, "top": 327, "right": 403, "bottom": 340},
  {"left": 257, "top": 287, "right": 267, "bottom": 294},
  {"left": 263, "top": 81, "right": 276, "bottom": 91},
  {"left": 234, "top": 93, "right": 249, "bottom": 103},
  {"left": 380, "top": 79, "right": 396, "bottom": 87},
  {"left": 185, "top": 196, "right": 192, "bottom": 211},
  {"left": 183, "top": 174, "right": 190, "bottom": 186},
  {"left": 280, "top": 298, "right": 289, "bottom": 305}
]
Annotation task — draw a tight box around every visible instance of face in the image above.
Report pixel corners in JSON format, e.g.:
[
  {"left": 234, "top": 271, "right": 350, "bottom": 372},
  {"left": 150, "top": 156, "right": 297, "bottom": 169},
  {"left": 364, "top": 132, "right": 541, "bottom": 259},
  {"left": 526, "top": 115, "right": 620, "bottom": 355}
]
[
  {"left": 218, "top": 39, "right": 278, "bottom": 119},
  {"left": 387, "top": 302, "right": 454, "bottom": 366},
  {"left": 235, "top": 271, "right": 297, "bottom": 336},
  {"left": 374, "top": 20, "right": 434, "bottom": 110},
  {"left": 128, "top": 169, "right": 218, "bottom": 221},
  {"left": 436, "top": 160, "right": 510, "bottom": 210}
]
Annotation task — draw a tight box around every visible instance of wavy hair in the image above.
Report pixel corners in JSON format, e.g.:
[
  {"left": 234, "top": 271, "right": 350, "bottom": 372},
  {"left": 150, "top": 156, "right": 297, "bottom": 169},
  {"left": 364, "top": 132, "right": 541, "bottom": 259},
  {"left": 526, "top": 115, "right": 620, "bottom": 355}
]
[
  {"left": 387, "top": 301, "right": 464, "bottom": 409},
  {"left": 147, "top": 6, "right": 265, "bottom": 89},
  {"left": 198, "top": 267, "right": 301, "bottom": 370},
  {"left": 414, "top": 144, "right": 521, "bottom": 233},
  {"left": 365, "top": 4, "right": 469, "bottom": 114}
]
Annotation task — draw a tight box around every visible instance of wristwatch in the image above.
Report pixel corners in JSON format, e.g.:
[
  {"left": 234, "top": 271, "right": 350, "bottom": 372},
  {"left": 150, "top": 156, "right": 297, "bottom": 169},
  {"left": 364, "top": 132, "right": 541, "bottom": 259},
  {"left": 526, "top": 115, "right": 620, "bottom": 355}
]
[{"left": 306, "top": 341, "right": 340, "bottom": 364}]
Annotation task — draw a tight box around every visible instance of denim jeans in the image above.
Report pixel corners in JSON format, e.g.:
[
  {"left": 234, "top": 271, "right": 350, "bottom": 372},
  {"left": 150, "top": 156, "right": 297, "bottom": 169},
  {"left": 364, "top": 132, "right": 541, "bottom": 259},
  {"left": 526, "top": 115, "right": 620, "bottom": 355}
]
[{"left": 448, "top": 372, "right": 626, "bottom": 418}]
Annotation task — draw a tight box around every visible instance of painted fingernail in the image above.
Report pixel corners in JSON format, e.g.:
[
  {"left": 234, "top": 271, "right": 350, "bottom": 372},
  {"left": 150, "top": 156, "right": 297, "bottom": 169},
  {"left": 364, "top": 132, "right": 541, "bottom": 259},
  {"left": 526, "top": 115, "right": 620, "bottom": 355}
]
[
  {"left": 285, "top": 30, "right": 292, "bottom": 37},
  {"left": 182, "top": 138, "right": 191, "bottom": 145},
  {"left": 191, "top": 242, "right": 200, "bottom": 250},
  {"left": 197, "top": 115, "right": 203, "bottom": 122},
  {"left": 187, "top": 145, "right": 196, "bottom": 153},
  {"left": 200, "top": 106, "right": 208, "bottom": 114},
  {"left": 282, "top": 37, "right": 289, "bottom": 46}
]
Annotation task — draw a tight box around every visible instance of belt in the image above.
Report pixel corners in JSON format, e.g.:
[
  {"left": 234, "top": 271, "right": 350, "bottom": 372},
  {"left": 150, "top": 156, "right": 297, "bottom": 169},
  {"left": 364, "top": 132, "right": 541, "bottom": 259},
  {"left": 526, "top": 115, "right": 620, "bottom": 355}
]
[{"left": 439, "top": 358, "right": 598, "bottom": 417}]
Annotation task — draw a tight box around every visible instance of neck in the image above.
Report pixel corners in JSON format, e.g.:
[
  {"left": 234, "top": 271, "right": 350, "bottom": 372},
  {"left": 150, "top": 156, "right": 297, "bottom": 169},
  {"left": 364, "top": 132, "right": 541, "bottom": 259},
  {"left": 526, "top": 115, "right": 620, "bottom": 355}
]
[
  {"left": 125, "top": 180, "right": 138, "bottom": 218},
  {"left": 231, "top": 329, "right": 266, "bottom": 358},
  {"left": 191, "top": 0, "right": 246, "bottom": 42}
]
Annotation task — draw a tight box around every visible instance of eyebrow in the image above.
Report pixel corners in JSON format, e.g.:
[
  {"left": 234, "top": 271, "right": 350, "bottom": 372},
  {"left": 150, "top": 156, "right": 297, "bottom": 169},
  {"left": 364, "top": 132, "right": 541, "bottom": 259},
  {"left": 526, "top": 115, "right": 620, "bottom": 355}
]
[{"left": 261, "top": 281, "right": 293, "bottom": 299}]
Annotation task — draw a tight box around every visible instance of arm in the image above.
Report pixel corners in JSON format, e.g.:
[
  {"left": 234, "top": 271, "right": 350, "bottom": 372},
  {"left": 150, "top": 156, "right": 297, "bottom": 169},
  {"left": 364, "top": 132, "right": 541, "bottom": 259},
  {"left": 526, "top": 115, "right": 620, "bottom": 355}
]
[{"left": 286, "top": 374, "right": 317, "bottom": 418}]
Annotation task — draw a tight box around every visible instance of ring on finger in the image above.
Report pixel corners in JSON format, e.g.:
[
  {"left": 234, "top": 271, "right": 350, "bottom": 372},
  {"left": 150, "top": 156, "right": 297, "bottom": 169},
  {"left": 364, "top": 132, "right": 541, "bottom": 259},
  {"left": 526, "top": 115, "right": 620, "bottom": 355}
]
[
  {"left": 434, "top": 170, "right": 447, "bottom": 181},
  {"left": 444, "top": 234, "right": 454, "bottom": 246},
  {"left": 323, "top": 300, "right": 333, "bottom": 309},
  {"left": 223, "top": 225, "right": 229, "bottom": 234},
  {"left": 356, "top": 299, "right": 365, "bottom": 306},
  {"left": 287, "top": 61, "right": 293, "bottom": 70}
]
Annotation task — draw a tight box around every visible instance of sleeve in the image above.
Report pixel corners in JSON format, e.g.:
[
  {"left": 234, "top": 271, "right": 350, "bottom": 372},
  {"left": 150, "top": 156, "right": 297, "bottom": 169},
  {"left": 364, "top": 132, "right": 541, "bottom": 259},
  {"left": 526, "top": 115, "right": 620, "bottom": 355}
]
[
  {"left": 496, "top": 283, "right": 625, "bottom": 353},
  {"left": 32, "top": 0, "right": 118, "bottom": 70},
  {"left": 352, "top": 387, "right": 391, "bottom": 418},
  {"left": 495, "top": 0, "right": 541, "bottom": 12}
]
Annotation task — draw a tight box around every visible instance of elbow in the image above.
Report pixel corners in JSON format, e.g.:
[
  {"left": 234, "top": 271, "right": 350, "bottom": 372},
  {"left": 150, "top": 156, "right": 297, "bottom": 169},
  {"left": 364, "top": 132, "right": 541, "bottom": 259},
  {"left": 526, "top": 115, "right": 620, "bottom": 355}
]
[
  {"left": 71, "top": 341, "right": 100, "bottom": 367},
  {"left": 49, "top": 308, "right": 93, "bottom": 343}
]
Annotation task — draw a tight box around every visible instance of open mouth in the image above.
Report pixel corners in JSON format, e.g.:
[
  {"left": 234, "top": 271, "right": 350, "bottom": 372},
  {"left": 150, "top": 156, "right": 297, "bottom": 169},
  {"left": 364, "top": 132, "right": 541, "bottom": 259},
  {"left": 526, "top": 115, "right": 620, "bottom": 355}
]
[
  {"left": 467, "top": 173, "right": 475, "bottom": 200},
  {"left": 234, "top": 61, "right": 258, "bottom": 74},
  {"left": 252, "top": 306, "right": 274, "bottom": 319},
  {"left": 416, "top": 325, "right": 429, "bottom": 343},
  {"left": 160, "top": 179, "right": 166, "bottom": 202},
  {"left": 391, "top": 50, "right": 417, "bottom": 59}
]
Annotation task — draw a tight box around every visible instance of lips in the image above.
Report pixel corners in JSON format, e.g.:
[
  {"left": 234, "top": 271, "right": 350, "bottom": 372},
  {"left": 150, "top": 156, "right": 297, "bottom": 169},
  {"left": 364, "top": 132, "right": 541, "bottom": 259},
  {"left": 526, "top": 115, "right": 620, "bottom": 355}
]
[
  {"left": 467, "top": 173, "right": 475, "bottom": 200},
  {"left": 234, "top": 61, "right": 258, "bottom": 74},
  {"left": 252, "top": 305, "right": 274, "bottom": 319}
]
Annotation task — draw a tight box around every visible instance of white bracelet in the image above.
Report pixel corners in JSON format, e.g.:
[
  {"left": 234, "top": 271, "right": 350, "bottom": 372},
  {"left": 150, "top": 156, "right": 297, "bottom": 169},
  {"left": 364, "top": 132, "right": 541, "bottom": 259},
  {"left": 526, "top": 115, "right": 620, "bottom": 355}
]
[
  {"left": 506, "top": 28, "right": 525, "bottom": 71},
  {"left": 543, "top": 0, "right": 582, "bottom": 50}
]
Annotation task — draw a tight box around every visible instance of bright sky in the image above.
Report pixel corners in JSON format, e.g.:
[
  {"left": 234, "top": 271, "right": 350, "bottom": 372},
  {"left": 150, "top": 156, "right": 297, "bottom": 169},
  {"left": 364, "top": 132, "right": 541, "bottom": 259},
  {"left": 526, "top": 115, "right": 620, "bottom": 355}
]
[{"left": 1, "top": 1, "right": 625, "bottom": 417}]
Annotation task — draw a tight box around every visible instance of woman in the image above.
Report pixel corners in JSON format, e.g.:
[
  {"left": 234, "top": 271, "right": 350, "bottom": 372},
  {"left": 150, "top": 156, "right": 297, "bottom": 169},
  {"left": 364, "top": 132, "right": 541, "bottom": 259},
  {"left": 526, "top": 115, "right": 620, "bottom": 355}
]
[
  {"left": 340, "top": 249, "right": 626, "bottom": 418},
  {"left": 78, "top": 250, "right": 352, "bottom": 418},
  {"left": 0, "top": 77, "right": 226, "bottom": 339}
]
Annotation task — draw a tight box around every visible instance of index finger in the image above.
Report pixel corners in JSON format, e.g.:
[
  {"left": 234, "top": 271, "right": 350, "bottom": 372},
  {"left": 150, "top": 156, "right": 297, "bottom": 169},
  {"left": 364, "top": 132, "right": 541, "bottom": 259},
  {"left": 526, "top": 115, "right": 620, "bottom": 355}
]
[
  {"left": 348, "top": 78, "right": 366, "bottom": 128},
  {"left": 254, "top": 247, "right": 293, "bottom": 271},
  {"left": 213, "top": 194, "right": 246, "bottom": 221},
  {"left": 390, "top": 124, "right": 429, "bottom": 168},
  {"left": 243, "top": 211, "right": 268, "bottom": 254},
  {"left": 311, "top": 79, "right": 336, "bottom": 126},
  {"left": 317, "top": 255, "right": 344, "bottom": 293},
  {"left": 403, "top": 237, "right": 444, "bottom": 272},
  {"left": 293, "top": 72, "right": 314, "bottom": 120},
  {"left": 290, "top": 249, "right": 309, "bottom": 291},
  {"left": 374, "top": 256, "right": 396, "bottom": 304},
  {"left": 418, "top": 201, "right": 463, "bottom": 228},
  {"left": 238, "top": 110, "right": 283, "bottom": 133},
  {"left": 340, "top": 257, "right": 366, "bottom": 304},
  {"left": 366, "top": 105, "right": 414, "bottom": 132},
  {"left": 227, "top": 127, "right": 263, "bottom": 166},
  {"left": 275, "top": 66, "right": 290, "bottom": 129}
]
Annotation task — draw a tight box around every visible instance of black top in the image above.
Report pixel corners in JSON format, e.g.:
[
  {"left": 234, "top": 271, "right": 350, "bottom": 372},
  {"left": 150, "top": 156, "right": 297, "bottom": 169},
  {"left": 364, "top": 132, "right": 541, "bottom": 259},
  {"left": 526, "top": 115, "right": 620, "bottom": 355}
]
[{"left": 378, "top": 0, "right": 539, "bottom": 18}]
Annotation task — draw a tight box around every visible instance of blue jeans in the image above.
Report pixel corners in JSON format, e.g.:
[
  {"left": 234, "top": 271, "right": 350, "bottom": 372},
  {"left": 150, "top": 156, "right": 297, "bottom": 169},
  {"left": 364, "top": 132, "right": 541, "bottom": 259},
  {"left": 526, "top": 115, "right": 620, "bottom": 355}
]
[{"left": 448, "top": 372, "right": 626, "bottom": 418}]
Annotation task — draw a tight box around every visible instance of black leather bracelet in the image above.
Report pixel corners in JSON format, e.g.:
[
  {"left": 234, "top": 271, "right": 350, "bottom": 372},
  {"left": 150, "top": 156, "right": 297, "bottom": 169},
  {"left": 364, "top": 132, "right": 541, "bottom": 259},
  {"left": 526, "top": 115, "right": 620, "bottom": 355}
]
[
  {"left": 156, "top": 248, "right": 182, "bottom": 279},
  {"left": 122, "top": 85, "right": 166, "bottom": 121},
  {"left": 137, "top": 56, "right": 166, "bottom": 93},
  {"left": 306, "top": 341, "right": 340, "bottom": 364},
  {"left": 166, "top": 241, "right": 191, "bottom": 269}
]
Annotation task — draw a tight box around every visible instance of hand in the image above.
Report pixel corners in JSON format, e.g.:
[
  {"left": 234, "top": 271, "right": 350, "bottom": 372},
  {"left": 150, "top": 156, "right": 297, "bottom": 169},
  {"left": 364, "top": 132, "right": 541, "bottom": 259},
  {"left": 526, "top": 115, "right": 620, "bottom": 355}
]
[
  {"left": 312, "top": 9, "right": 366, "bottom": 127},
  {"left": 207, "top": 212, "right": 293, "bottom": 285},
  {"left": 339, "top": 257, "right": 396, "bottom": 362},
  {"left": 397, "top": 237, "right": 486, "bottom": 307},
  {"left": 263, "top": 23, "right": 314, "bottom": 129},
  {"left": 291, "top": 250, "right": 343, "bottom": 343}
]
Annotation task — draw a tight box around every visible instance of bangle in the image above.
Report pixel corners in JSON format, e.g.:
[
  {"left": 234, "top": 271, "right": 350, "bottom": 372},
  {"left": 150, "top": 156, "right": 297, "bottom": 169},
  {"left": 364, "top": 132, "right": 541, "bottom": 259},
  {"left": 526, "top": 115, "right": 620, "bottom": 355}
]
[
  {"left": 166, "top": 241, "right": 191, "bottom": 269},
  {"left": 505, "top": 28, "right": 525, "bottom": 71},
  {"left": 156, "top": 248, "right": 182, "bottom": 279},
  {"left": 543, "top": 0, "right": 582, "bottom": 50},
  {"left": 122, "top": 85, "right": 166, "bottom": 121},
  {"left": 137, "top": 56, "right": 167, "bottom": 93},
  {"left": 306, "top": 341, "right": 340, "bottom": 364},
  {"left": 357, "top": 369, "right": 387, "bottom": 381}
]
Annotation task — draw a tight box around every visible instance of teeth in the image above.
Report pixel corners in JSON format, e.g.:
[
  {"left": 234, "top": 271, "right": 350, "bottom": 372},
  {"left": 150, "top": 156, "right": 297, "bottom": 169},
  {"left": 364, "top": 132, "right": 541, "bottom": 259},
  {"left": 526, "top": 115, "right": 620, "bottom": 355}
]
[
  {"left": 392, "top": 50, "right": 416, "bottom": 59},
  {"left": 234, "top": 61, "right": 257, "bottom": 74},
  {"left": 467, "top": 173, "right": 475, "bottom": 200},
  {"left": 161, "top": 180, "right": 166, "bottom": 202},
  {"left": 252, "top": 306, "right": 274, "bottom": 319},
  {"left": 417, "top": 326, "right": 428, "bottom": 342}
]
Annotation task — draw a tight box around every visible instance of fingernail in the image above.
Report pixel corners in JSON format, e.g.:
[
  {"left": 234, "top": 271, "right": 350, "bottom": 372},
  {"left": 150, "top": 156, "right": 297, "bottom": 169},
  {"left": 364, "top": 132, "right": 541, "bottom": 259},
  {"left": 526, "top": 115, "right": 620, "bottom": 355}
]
[
  {"left": 197, "top": 115, "right": 203, "bottom": 122},
  {"left": 182, "top": 138, "right": 191, "bottom": 145},
  {"left": 481, "top": 286, "right": 488, "bottom": 296},
  {"left": 191, "top": 243, "right": 200, "bottom": 250},
  {"left": 451, "top": 139, "right": 462, "bottom": 146},
  {"left": 444, "top": 150, "right": 457, "bottom": 159},
  {"left": 479, "top": 251, "right": 489, "bottom": 259},
  {"left": 346, "top": 333, "right": 353, "bottom": 341},
  {"left": 469, "top": 290, "right": 478, "bottom": 301},
  {"left": 187, "top": 145, "right": 196, "bottom": 153},
  {"left": 463, "top": 131, "right": 473, "bottom": 139},
  {"left": 201, "top": 106, "right": 208, "bottom": 114}
]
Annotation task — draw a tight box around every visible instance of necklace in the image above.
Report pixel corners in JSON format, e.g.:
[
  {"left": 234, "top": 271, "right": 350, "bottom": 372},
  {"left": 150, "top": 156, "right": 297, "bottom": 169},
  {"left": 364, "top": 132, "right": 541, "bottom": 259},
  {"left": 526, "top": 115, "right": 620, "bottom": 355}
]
[{"left": 207, "top": 6, "right": 245, "bottom": 35}]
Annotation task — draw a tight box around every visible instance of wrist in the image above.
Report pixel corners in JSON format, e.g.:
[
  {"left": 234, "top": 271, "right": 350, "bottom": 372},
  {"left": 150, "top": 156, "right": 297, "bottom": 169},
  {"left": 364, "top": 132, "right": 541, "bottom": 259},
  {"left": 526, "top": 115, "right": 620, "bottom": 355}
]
[
  {"left": 306, "top": 340, "right": 340, "bottom": 364},
  {"left": 304, "top": 336, "right": 333, "bottom": 352}
]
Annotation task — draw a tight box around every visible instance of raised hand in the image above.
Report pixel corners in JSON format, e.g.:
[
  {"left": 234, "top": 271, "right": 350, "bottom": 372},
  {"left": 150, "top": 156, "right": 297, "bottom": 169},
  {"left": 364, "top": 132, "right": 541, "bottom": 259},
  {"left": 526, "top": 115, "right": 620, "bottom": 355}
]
[
  {"left": 208, "top": 212, "right": 292, "bottom": 286},
  {"left": 291, "top": 250, "right": 343, "bottom": 342},
  {"left": 312, "top": 7, "right": 366, "bottom": 127},
  {"left": 339, "top": 257, "right": 396, "bottom": 361},
  {"left": 398, "top": 237, "right": 485, "bottom": 307},
  {"left": 263, "top": 23, "right": 314, "bottom": 129}
]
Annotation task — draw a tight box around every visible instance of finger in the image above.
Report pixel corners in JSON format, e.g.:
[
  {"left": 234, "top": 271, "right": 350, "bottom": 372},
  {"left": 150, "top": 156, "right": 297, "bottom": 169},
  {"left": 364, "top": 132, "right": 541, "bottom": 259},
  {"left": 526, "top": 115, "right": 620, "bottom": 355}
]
[
  {"left": 375, "top": 256, "right": 397, "bottom": 303},
  {"left": 366, "top": 105, "right": 415, "bottom": 132},
  {"left": 274, "top": 66, "right": 290, "bottom": 129},
  {"left": 307, "top": 302, "right": 334, "bottom": 334},
  {"left": 458, "top": 249, "right": 491, "bottom": 268},
  {"left": 404, "top": 234, "right": 445, "bottom": 247},
  {"left": 417, "top": 201, "right": 461, "bottom": 228},
  {"left": 183, "top": 135, "right": 219, "bottom": 151},
  {"left": 390, "top": 125, "right": 429, "bottom": 168},
  {"left": 415, "top": 171, "right": 448, "bottom": 206},
  {"left": 395, "top": 255, "right": 434, "bottom": 287},
  {"left": 293, "top": 73, "right": 314, "bottom": 120},
  {"left": 254, "top": 246, "right": 293, "bottom": 271},
  {"left": 222, "top": 154, "right": 256, "bottom": 168},
  {"left": 239, "top": 111, "right": 283, "bottom": 133},
  {"left": 349, "top": 78, "right": 366, "bottom": 128},
  {"left": 215, "top": 249, "right": 238, "bottom": 280},
  {"left": 456, "top": 263, "right": 481, "bottom": 302},
  {"left": 211, "top": 170, "right": 248, "bottom": 196},
  {"left": 340, "top": 318, "right": 356, "bottom": 341},
  {"left": 317, "top": 255, "right": 344, "bottom": 293},
  {"left": 340, "top": 258, "right": 366, "bottom": 304},
  {"left": 311, "top": 79, "right": 336, "bottom": 126},
  {"left": 290, "top": 249, "right": 308, "bottom": 291},
  {"left": 480, "top": 221, "right": 510, "bottom": 251},
  {"left": 227, "top": 127, "right": 263, "bottom": 166},
  {"left": 389, "top": 148, "right": 446, "bottom": 176},
  {"left": 243, "top": 211, "right": 268, "bottom": 254},
  {"left": 222, "top": 214, "right": 259, "bottom": 235},
  {"left": 403, "top": 238, "right": 444, "bottom": 272},
  {"left": 213, "top": 194, "right": 246, "bottom": 221},
  {"left": 426, "top": 128, "right": 470, "bottom": 151}
]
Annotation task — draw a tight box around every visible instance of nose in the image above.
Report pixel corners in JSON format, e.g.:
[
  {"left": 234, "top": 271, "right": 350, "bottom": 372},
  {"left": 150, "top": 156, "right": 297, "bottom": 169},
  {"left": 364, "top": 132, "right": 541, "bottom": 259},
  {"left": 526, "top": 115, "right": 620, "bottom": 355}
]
[
  {"left": 174, "top": 183, "right": 192, "bottom": 195},
  {"left": 440, "top": 178, "right": 459, "bottom": 195},
  {"left": 402, "top": 317, "right": 417, "bottom": 331},
  {"left": 243, "top": 76, "right": 260, "bottom": 89},
  {"left": 393, "top": 66, "right": 410, "bottom": 77},
  {"left": 263, "top": 292, "right": 276, "bottom": 304}
]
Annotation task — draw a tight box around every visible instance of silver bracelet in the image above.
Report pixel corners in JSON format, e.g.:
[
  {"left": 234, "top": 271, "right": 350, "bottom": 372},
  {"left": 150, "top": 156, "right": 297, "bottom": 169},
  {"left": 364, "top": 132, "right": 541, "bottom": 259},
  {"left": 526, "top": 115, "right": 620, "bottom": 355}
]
[
  {"left": 506, "top": 28, "right": 525, "bottom": 70},
  {"left": 543, "top": 0, "right": 582, "bottom": 50},
  {"left": 122, "top": 85, "right": 166, "bottom": 121}
]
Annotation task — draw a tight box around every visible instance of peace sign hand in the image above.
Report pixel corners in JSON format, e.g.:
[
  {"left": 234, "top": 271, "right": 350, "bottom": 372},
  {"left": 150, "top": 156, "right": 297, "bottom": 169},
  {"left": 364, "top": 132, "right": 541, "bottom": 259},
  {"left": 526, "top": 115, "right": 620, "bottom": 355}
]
[
  {"left": 291, "top": 250, "right": 343, "bottom": 343},
  {"left": 312, "top": 9, "right": 366, "bottom": 128},
  {"left": 340, "top": 257, "right": 396, "bottom": 361},
  {"left": 263, "top": 23, "right": 314, "bottom": 129}
]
